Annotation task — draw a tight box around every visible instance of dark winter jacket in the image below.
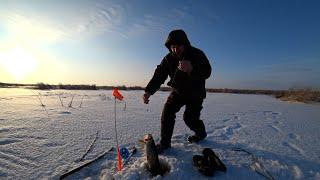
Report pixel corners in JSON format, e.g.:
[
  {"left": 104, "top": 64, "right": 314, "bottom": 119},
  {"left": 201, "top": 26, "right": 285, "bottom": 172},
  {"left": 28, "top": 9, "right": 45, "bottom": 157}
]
[{"left": 145, "top": 29, "right": 212, "bottom": 99}]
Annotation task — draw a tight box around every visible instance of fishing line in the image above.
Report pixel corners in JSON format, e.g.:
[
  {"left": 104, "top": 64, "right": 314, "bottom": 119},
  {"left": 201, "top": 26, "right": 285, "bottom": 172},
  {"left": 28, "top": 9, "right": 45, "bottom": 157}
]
[{"left": 232, "top": 147, "right": 275, "bottom": 180}]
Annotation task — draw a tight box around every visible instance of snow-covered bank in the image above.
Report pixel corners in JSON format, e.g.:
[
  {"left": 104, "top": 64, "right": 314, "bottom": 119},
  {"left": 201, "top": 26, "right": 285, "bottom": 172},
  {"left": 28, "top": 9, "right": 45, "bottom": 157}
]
[{"left": 0, "top": 88, "right": 319, "bottom": 179}]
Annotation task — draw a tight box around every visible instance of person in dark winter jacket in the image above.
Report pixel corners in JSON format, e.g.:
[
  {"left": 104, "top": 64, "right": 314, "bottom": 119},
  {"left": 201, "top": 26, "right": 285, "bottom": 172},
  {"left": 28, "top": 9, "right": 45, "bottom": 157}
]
[{"left": 143, "top": 29, "right": 212, "bottom": 153}]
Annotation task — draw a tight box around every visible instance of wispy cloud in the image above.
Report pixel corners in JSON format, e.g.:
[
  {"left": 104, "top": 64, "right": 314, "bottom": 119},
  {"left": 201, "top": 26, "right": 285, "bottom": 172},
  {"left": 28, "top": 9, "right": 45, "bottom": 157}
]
[
  {"left": 123, "top": 6, "right": 197, "bottom": 37},
  {"left": 0, "top": 2, "right": 130, "bottom": 44},
  {"left": 0, "top": 1, "right": 219, "bottom": 42},
  {"left": 73, "top": 2, "right": 129, "bottom": 37},
  {"left": 2, "top": 12, "right": 65, "bottom": 45}
]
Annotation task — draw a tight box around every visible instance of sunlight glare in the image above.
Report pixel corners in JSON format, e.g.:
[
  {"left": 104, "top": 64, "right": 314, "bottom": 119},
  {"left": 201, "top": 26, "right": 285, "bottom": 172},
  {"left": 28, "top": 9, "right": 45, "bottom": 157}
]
[{"left": 0, "top": 47, "right": 38, "bottom": 81}]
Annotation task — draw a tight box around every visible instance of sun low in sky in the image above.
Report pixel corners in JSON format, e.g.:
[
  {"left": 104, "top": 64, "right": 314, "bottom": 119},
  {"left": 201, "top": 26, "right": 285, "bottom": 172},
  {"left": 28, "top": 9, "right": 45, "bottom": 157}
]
[
  {"left": 0, "top": 0, "right": 319, "bottom": 89},
  {"left": 0, "top": 46, "right": 37, "bottom": 81}
]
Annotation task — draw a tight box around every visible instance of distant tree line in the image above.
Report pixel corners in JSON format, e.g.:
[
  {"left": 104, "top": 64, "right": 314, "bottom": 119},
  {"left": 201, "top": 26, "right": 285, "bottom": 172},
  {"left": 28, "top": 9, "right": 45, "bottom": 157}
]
[
  {"left": 29, "top": 83, "right": 173, "bottom": 91},
  {"left": 33, "top": 83, "right": 98, "bottom": 90},
  {"left": 206, "top": 88, "right": 286, "bottom": 95},
  {"left": 0, "top": 82, "right": 31, "bottom": 88},
  {"left": 1, "top": 82, "right": 319, "bottom": 103},
  {"left": 275, "top": 88, "right": 320, "bottom": 103}
]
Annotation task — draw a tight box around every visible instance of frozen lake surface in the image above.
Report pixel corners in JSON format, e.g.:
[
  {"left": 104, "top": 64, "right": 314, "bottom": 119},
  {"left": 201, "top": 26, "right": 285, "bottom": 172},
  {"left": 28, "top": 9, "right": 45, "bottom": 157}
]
[{"left": 0, "top": 88, "right": 319, "bottom": 179}]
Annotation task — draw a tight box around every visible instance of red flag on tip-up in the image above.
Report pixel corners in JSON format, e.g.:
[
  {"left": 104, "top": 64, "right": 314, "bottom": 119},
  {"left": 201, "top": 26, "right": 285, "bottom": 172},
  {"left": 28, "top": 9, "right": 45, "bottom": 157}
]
[
  {"left": 117, "top": 147, "right": 123, "bottom": 171},
  {"left": 113, "top": 88, "right": 123, "bottom": 100},
  {"left": 112, "top": 88, "right": 123, "bottom": 171}
]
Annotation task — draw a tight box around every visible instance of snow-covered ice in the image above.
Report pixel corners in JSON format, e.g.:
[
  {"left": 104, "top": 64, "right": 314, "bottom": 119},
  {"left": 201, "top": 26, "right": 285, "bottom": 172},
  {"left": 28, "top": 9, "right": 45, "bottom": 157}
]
[{"left": 0, "top": 88, "right": 319, "bottom": 179}]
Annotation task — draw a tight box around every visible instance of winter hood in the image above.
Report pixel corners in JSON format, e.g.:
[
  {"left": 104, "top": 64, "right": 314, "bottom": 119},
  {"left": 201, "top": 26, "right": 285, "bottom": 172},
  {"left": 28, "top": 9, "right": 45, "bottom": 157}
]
[{"left": 165, "top": 29, "right": 191, "bottom": 50}]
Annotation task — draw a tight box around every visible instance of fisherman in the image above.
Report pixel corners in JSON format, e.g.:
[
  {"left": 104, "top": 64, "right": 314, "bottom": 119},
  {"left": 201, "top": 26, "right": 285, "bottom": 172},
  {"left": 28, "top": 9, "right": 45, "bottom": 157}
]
[{"left": 143, "top": 29, "right": 212, "bottom": 153}]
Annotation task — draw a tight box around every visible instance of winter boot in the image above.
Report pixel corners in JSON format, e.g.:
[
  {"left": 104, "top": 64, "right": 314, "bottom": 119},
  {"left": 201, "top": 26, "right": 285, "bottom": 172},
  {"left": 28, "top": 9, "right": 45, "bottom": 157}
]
[{"left": 187, "top": 132, "right": 207, "bottom": 143}]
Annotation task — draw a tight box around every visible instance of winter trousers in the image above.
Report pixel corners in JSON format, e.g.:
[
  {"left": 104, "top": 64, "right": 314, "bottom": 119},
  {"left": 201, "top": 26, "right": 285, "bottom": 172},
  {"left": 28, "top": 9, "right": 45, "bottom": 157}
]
[{"left": 160, "top": 91, "right": 207, "bottom": 147}]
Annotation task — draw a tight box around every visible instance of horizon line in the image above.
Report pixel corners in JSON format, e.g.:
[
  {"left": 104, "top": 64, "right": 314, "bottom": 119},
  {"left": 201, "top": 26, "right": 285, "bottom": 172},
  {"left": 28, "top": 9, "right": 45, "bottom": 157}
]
[{"left": 1, "top": 81, "right": 319, "bottom": 91}]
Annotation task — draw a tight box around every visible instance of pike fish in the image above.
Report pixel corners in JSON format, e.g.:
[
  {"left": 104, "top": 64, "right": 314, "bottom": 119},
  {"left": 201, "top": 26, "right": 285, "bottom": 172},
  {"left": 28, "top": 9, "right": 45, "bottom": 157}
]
[{"left": 143, "top": 134, "right": 162, "bottom": 176}]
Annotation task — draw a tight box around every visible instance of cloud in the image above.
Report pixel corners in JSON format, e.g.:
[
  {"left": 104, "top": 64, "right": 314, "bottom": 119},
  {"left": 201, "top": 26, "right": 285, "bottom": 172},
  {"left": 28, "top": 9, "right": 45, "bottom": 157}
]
[
  {"left": 123, "top": 6, "right": 198, "bottom": 37},
  {"left": 72, "top": 3, "right": 129, "bottom": 37},
  {"left": 0, "top": 0, "right": 219, "bottom": 42},
  {"left": 2, "top": 13, "right": 65, "bottom": 46},
  {"left": 0, "top": 2, "right": 130, "bottom": 44}
]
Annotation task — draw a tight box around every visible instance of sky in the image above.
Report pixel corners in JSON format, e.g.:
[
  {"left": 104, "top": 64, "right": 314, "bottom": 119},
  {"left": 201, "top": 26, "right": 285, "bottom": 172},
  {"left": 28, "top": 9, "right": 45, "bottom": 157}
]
[{"left": 0, "top": 0, "right": 319, "bottom": 90}]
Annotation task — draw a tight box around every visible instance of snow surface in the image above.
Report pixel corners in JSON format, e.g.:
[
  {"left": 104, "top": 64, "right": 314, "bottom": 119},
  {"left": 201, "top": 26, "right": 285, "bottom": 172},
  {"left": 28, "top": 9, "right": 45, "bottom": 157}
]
[{"left": 0, "top": 88, "right": 319, "bottom": 180}]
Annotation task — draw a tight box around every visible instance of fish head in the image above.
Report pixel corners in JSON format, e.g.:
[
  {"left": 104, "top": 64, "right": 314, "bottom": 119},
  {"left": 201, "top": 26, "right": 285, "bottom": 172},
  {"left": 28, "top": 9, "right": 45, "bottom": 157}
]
[{"left": 143, "top": 134, "right": 154, "bottom": 143}]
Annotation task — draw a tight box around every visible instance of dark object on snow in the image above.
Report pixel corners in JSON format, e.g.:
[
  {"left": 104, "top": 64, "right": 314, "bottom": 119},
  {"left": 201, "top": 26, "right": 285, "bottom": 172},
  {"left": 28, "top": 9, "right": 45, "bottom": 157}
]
[
  {"left": 143, "top": 134, "right": 162, "bottom": 176},
  {"left": 159, "top": 91, "right": 208, "bottom": 150},
  {"left": 203, "top": 148, "right": 227, "bottom": 172},
  {"left": 187, "top": 133, "right": 207, "bottom": 143},
  {"left": 77, "top": 130, "right": 99, "bottom": 162},
  {"left": 120, "top": 147, "right": 130, "bottom": 159},
  {"left": 122, "top": 146, "right": 137, "bottom": 166},
  {"left": 193, "top": 155, "right": 214, "bottom": 176},
  {"left": 60, "top": 147, "right": 114, "bottom": 180},
  {"left": 193, "top": 148, "right": 227, "bottom": 177},
  {"left": 144, "top": 29, "right": 211, "bottom": 157},
  {"left": 143, "top": 134, "right": 171, "bottom": 176}
]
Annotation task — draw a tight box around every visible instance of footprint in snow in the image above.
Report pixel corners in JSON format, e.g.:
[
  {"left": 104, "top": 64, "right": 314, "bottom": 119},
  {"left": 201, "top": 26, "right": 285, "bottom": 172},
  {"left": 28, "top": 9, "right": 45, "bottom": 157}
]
[
  {"left": 222, "top": 118, "right": 231, "bottom": 123},
  {"left": 268, "top": 124, "right": 282, "bottom": 134},
  {"left": 263, "top": 111, "right": 282, "bottom": 117},
  {"left": 273, "top": 120, "right": 280, "bottom": 125},
  {"left": 233, "top": 115, "right": 240, "bottom": 120},
  {"left": 0, "top": 150, "right": 39, "bottom": 169},
  {"left": 43, "top": 141, "right": 67, "bottom": 148},
  {"left": 0, "top": 127, "right": 10, "bottom": 133},
  {"left": 282, "top": 142, "right": 305, "bottom": 157},
  {"left": 215, "top": 125, "right": 227, "bottom": 130},
  {"left": 172, "top": 134, "right": 188, "bottom": 140},
  {"left": 224, "top": 123, "right": 242, "bottom": 136},
  {"left": 287, "top": 133, "right": 301, "bottom": 141},
  {"left": 0, "top": 138, "right": 22, "bottom": 145},
  {"left": 208, "top": 123, "right": 243, "bottom": 139},
  {"left": 58, "top": 111, "right": 72, "bottom": 115}
]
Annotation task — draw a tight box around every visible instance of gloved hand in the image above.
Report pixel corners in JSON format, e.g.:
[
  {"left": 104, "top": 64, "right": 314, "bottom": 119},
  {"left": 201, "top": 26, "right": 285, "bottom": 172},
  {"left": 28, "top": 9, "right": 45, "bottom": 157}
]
[
  {"left": 143, "top": 92, "right": 151, "bottom": 104},
  {"left": 178, "top": 60, "right": 193, "bottom": 73}
]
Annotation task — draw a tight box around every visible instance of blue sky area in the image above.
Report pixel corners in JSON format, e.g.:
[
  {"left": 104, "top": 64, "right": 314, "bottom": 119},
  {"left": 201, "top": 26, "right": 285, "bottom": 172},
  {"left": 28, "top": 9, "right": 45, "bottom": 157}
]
[{"left": 0, "top": 0, "right": 319, "bottom": 90}]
